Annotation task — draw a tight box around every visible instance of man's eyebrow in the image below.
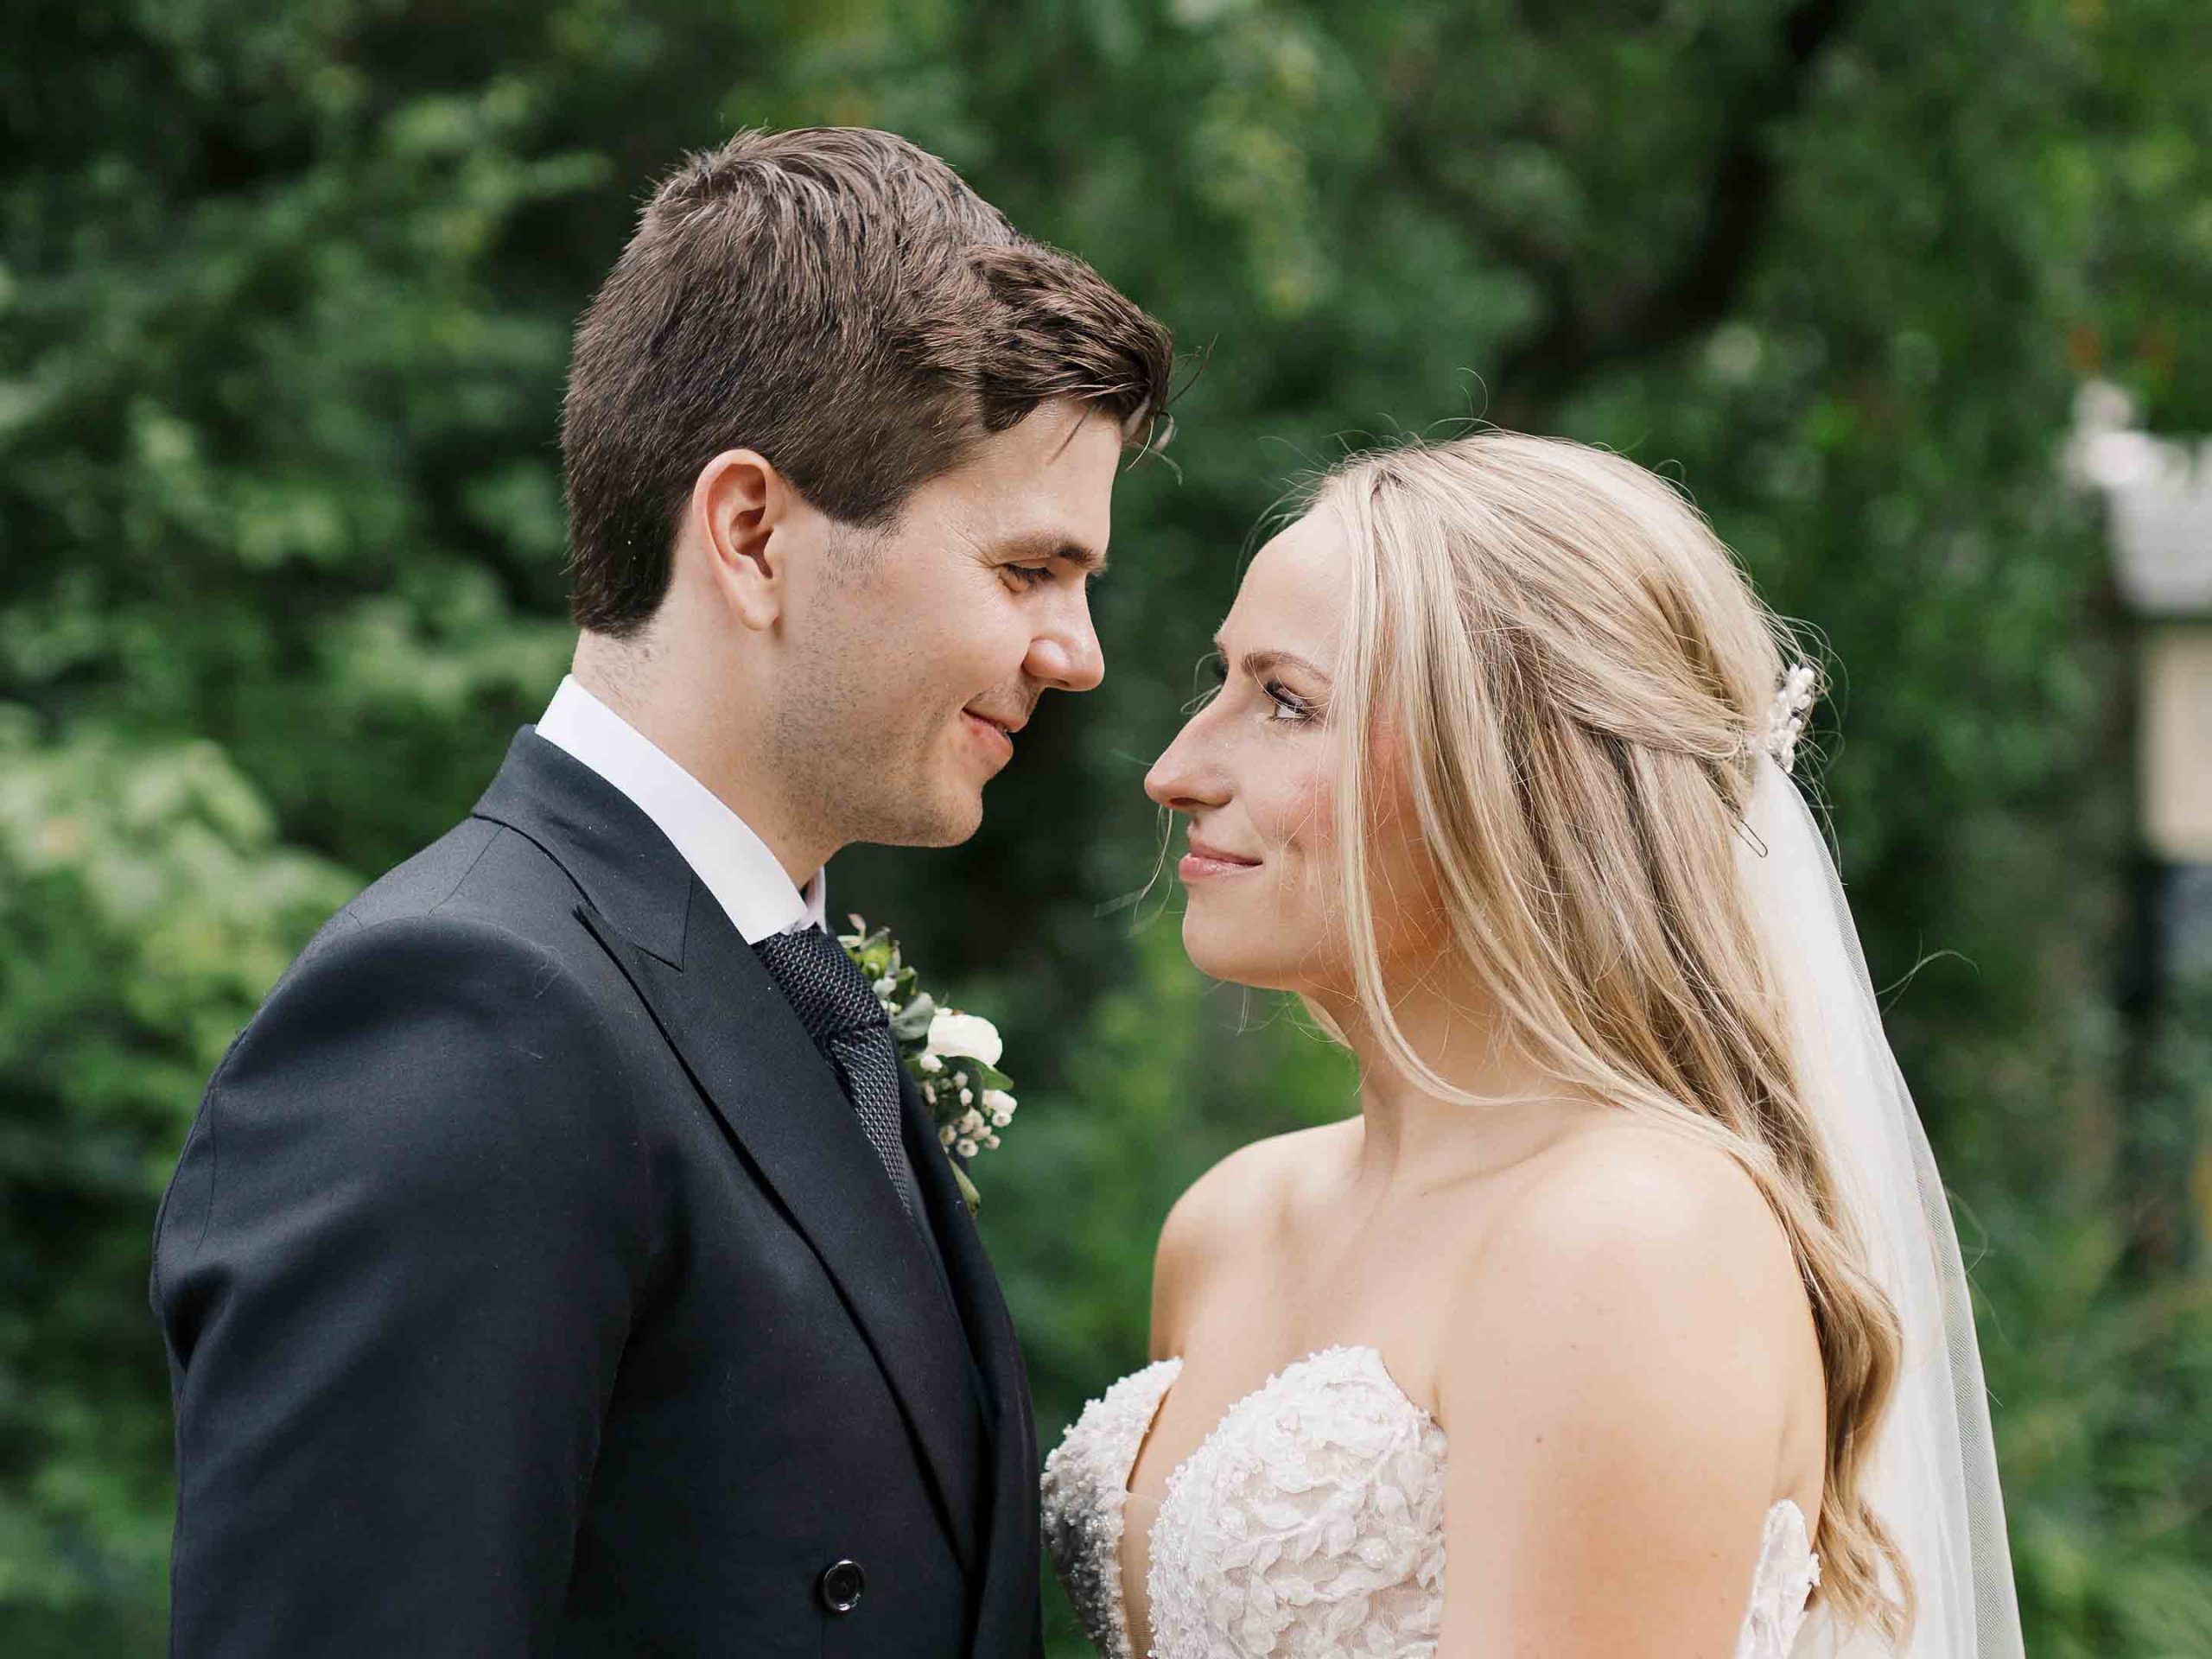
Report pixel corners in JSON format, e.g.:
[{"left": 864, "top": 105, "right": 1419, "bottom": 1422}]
[
  {"left": 1211, "top": 638, "right": 1331, "bottom": 680},
  {"left": 1001, "top": 532, "right": 1108, "bottom": 575}
]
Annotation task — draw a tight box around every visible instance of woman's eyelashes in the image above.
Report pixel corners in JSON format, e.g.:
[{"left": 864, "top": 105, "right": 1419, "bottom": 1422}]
[
  {"left": 1262, "top": 681, "right": 1314, "bottom": 723},
  {"left": 1198, "top": 652, "right": 1316, "bottom": 726},
  {"left": 1182, "top": 650, "right": 1228, "bottom": 715}
]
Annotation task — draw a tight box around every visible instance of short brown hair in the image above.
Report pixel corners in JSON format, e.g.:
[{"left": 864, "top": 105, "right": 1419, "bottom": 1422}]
[{"left": 562, "top": 127, "right": 1175, "bottom": 636}]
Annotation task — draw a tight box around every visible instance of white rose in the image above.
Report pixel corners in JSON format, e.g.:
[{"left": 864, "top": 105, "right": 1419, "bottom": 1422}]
[{"left": 925, "top": 1009, "right": 1002, "bottom": 1068}]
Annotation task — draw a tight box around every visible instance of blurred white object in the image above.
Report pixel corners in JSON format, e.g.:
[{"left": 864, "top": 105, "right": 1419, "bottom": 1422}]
[
  {"left": 2066, "top": 379, "right": 2212, "bottom": 617},
  {"left": 2066, "top": 381, "right": 2212, "bottom": 864}
]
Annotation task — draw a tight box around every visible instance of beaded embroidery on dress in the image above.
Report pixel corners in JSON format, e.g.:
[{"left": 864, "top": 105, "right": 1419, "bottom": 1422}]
[{"left": 1042, "top": 1345, "right": 1821, "bottom": 1659}]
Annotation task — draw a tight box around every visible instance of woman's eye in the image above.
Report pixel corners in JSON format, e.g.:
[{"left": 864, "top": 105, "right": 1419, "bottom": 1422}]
[
  {"left": 1263, "top": 681, "right": 1313, "bottom": 722},
  {"left": 1184, "top": 652, "right": 1228, "bottom": 717}
]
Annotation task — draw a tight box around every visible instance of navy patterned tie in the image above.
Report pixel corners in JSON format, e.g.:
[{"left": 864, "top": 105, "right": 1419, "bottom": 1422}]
[{"left": 752, "top": 925, "right": 923, "bottom": 1222}]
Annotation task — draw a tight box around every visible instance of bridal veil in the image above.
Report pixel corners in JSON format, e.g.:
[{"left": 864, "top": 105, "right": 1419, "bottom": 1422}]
[{"left": 1735, "top": 747, "right": 2025, "bottom": 1657}]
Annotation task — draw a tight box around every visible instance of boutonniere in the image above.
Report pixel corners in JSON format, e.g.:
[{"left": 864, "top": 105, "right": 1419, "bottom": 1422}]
[{"left": 840, "top": 916, "right": 1017, "bottom": 1215}]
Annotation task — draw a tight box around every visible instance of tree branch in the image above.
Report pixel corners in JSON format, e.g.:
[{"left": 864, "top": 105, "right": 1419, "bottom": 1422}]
[{"left": 1395, "top": 0, "right": 1857, "bottom": 423}]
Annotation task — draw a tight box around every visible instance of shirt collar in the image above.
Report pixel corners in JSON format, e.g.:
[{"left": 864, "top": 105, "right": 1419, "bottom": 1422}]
[{"left": 534, "top": 675, "right": 828, "bottom": 944}]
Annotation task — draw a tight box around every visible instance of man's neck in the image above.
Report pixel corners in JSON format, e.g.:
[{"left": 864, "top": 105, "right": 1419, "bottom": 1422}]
[{"left": 569, "top": 646, "right": 827, "bottom": 886}]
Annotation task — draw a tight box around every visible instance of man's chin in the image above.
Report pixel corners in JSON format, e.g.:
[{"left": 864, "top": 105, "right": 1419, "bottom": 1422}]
[
  {"left": 933, "top": 783, "right": 988, "bottom": 845},
  {"left": 862, "top": 785, "right": 985, "bottom": 849}
]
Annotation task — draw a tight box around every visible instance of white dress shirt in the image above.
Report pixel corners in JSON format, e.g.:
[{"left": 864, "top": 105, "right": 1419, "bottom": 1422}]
[{"left": 535, "top": 675, "right": 828, "bottom": 944}]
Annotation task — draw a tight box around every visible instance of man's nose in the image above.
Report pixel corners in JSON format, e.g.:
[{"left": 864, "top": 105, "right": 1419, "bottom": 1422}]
[{"left": 1027, "top": 588, "right": 1105, "bottom": 693}]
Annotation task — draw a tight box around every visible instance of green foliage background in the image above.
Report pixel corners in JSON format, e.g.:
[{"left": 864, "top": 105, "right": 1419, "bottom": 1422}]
[{"left": 3, "top": 1, "right": 2208, "bottom": 1652}]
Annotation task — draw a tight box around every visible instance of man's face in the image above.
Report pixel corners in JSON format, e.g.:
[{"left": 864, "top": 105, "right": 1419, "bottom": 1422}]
[{"left": 772, "top": 398, "right": 1121, "bottom": 849}]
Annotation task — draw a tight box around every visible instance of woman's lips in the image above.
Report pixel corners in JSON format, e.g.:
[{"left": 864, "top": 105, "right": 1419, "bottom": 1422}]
[{"left": 1180, "top": 842, "right": 1261, "bottom": 882}]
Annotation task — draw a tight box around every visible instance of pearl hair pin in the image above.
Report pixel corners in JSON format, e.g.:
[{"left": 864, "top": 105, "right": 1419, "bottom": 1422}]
[{"left": 1758, "top": 662, "right": 1819, "bottom": 775}]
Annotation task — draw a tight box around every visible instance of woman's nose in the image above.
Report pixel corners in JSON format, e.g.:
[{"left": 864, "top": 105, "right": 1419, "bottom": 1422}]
[{"left": 1145, "top": 706, "right": 1230, "bottom": 813}]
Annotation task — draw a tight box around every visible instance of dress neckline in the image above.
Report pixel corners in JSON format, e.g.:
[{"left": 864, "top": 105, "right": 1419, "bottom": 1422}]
[
  {"left": 1114, "top": 1344, "right": 1813, "bottom": 1656},
  {"left": 1125, "top": 1343, "right": 1808, "bottom": 1533},
  {"left": 1047, "top": 1344, "right": 1821, "bottom": 1659},
  {"left": 1122, "top": 1345, "right": 1430, "bottom": 1505}
]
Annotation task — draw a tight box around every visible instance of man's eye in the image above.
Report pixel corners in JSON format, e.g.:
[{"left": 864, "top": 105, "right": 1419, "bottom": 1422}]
[{"left": 1005, "top": 563, "right": 1055, "bottom": 588}]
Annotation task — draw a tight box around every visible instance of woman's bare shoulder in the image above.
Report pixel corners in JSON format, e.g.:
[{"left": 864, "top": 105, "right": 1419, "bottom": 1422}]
[
  {"left": 1469, "top": 1117, "right": 1802, "bottom": 1310},
  {"left": 1439, "top": 1115, "right": 1814, "bottom": 1436},
  {"left": 1148, "top": 1118, "right": 1357, "bottom": 1357},
  {"left": 1429, "top": 1116, "right": 1826, "bottom": 1645}
]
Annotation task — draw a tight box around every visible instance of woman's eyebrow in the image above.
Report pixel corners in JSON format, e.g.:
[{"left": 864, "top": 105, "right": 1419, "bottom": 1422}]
[{"left": 1212, "top": 639, "right": 1331, "bottom": 681}]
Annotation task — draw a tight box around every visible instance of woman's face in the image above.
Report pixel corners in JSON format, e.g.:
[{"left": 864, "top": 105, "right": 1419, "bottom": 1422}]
[{"left": 1145, "top": 509, "right": 1431, "bottom": 998}]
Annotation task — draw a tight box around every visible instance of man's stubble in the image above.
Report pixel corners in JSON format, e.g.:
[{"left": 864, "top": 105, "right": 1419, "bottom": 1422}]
[{"left": 769, "top": 615, "right": 982, "bottom": 855}]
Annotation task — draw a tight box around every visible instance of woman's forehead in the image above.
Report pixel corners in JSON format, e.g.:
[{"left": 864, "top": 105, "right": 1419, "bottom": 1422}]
[{"left": 1220, "top": 512, "right": 1348, "bottom": 658}]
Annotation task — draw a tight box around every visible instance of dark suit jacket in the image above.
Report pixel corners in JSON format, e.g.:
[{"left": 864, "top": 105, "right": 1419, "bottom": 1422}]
[{"left": 152, "top": 729, "right": 1045, "bottom": 1658}]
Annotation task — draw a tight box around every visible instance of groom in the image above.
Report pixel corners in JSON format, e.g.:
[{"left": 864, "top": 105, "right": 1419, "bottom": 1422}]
[{"left": 151, "top": 128, "right": 1172, "bottom": 1657}]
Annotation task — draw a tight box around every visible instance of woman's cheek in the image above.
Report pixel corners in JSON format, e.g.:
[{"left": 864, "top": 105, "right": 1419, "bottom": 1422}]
[
  {"left": 1285, "top": 745, "right": 1339, "bottom": 852},
  {"left": 1278, "top": 757, "right": 1357, "bottom": 988},
  {"left": 1366, "top": 783, "right": 1442, "bottom": 963}
]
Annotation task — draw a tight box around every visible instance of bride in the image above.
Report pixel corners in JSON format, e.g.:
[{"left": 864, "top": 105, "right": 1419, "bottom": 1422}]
[{"left": 1042, "top": 433, "right": 2023, "bottom": 1657}]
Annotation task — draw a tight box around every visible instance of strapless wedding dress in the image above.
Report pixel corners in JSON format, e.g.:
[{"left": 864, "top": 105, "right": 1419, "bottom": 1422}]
[{"left": 1042, "top": 1345, "right": 1821, "bottom": 1659}]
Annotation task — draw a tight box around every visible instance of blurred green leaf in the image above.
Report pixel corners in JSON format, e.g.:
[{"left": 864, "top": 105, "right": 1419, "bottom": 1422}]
[{"left": 3, "top": 0, "right": 2209, "bottom": 1649}]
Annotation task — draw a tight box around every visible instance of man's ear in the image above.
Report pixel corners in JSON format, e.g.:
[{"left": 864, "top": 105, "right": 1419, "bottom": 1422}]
[{"left": 690, "top": 448, "right": 793, "bottom": 632}]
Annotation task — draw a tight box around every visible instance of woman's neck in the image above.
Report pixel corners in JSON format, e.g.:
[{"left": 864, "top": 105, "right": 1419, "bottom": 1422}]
[{"left": 1319, "top": 979, "right": 1610, "bottom": 1191}]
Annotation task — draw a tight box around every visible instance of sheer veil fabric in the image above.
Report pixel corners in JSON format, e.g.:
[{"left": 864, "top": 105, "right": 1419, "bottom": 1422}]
[{"left": 1734, "top": 752, "right": 2024, "bottom": 1656}]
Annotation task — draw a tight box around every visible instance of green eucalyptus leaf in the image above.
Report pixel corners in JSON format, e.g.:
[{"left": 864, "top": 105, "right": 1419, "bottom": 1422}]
[{"left": 949, "top": 1157, "right": 982, "bottom": 1215}]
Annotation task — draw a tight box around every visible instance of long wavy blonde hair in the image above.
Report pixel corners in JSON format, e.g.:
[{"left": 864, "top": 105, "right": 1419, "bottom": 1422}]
[{"left": 1307, "top": 431, "right": 1910, "bottom": 1642}]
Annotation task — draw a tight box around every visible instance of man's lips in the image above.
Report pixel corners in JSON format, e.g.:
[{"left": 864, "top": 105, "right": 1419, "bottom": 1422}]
[
  {"left": 962, "top": 708, "right": 1021, "bottom": 761},
  {"left": 1180, "top": 836, "right": 1262, "bottom": 881},
  {"left": 963, "top": 706, "right": 1028, "bottom": 736}
]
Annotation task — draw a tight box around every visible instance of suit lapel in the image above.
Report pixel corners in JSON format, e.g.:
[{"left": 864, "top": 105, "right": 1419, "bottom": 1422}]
[
  {"left": 577, "top": 889, "right": 988, "bottom": 1574},
  {"left": 903, "top": 1073, "right": 1042, "bottom": 1656},
  {"left": 470, "top": 732, "right": 988, "bottom": 1575}
]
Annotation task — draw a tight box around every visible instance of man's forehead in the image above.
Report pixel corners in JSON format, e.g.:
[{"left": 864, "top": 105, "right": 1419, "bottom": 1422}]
[
  {"left": 954, "top": 404, "right": 1120, "bottom": 540},
  {"left": 960, "top": 399, "right": 1113, "bottom": 478}
]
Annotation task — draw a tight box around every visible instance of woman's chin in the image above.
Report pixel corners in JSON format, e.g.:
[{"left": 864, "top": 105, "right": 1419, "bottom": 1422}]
[
  {"left": 1177, "top": 912, "right": 1295, "bottom": 995},
  {"left": 1177, "top": 912, "right": 1241, "bottom": 982}
]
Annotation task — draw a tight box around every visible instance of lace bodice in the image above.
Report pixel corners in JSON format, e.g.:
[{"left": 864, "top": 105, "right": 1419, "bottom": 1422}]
[{"left": 1041, "top": 1346, "right": 1821, "bottom": 1659}]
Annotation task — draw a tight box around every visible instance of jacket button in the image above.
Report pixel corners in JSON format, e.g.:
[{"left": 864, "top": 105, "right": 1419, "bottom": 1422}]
[{"left": 818, "top": 1558, "right": 866, "bottom": 1613}]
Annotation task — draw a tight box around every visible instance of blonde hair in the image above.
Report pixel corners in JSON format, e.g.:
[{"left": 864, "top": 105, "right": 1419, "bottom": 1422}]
[{"left": 1309, "top": 431, "right": 1910, "bottom": 1643}]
